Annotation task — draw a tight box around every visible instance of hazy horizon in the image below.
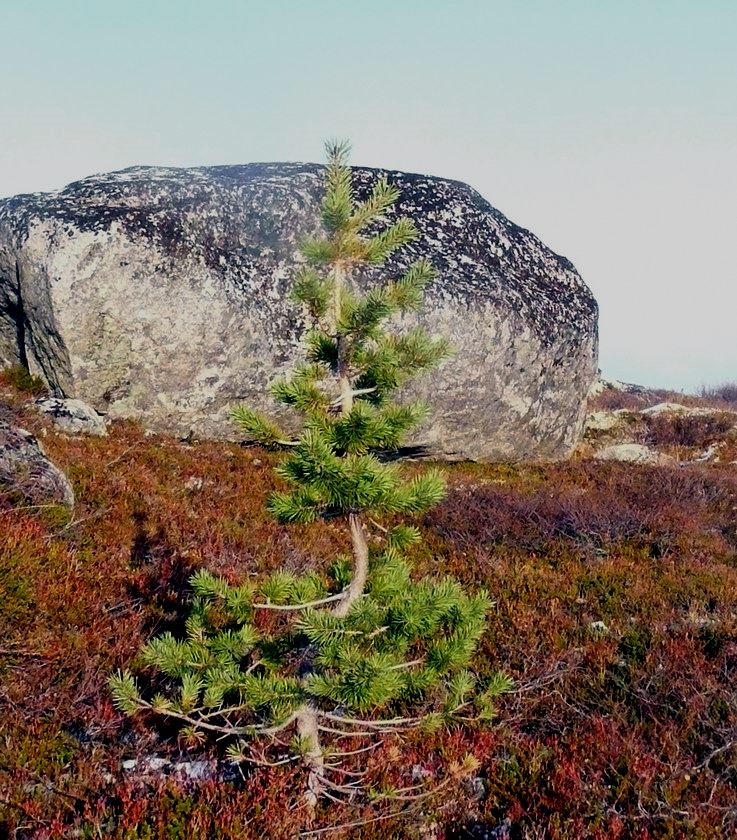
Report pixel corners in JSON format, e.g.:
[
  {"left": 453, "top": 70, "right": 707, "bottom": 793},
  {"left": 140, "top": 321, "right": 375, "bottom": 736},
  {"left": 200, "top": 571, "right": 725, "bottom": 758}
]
[{"left": 2, "top": 0, "right": 735, "bottom": 392}]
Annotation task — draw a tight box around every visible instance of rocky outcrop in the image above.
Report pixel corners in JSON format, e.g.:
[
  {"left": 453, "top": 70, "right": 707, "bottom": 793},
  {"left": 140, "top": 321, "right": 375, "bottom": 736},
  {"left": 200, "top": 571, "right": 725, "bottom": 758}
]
[
  {"left": 587, "top": 376, "right": 648, "bottom": 399},
  {"left": 0, "top": 164, "right": 598, "bottom": 461},
  {"left": 0, "top": 420, "right": 74, "bottom": 507},
  {"left": 640, "top": 401, "right": 736, "bottom": 418},
  {"left": 583, "top": 396, "right": 737, "bottom": 466}
]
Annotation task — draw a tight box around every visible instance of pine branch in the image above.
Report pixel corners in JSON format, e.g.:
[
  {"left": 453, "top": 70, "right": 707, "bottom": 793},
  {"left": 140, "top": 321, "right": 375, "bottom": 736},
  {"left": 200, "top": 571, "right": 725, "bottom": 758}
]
[
  {"left": 301, "top": 237, "right": 336, "bottom": 266},
  {"left": 320, "top": 711, "right": 423, "bottom": 730},
  {"left": 252, "top": 592, "right": 346, "bottom": 611},
  {"left": 306, "top": 330, "right": 339, "bottom": 368},
  {"left": 348, "top": 177, "right": 400, "bottom": 232},
  {"left": 270, "top": 366, "right": 330, "bottom": 413},
  {"left": 363, "top": 217, "right": 418, "bottom": 264},
  {"left": 322, "top": 140, "right": 354, "bottom": 233},
  {"left": 292, "top": 267, "right": 331, "bottom": 319},
  {"left": 230, "top": 406, "right": 295, "bottom": 448},
  {"left": 267, "top": 488, "right": 323, "bottom": 524},
  {"left": 386, "top": 259, "right": 436, "bottom": 311}
]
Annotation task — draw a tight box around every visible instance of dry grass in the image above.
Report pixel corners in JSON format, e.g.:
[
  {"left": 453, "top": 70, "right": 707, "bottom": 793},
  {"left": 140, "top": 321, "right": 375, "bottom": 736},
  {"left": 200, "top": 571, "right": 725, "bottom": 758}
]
[
  {"left": 589, "top": 384, "right": 736, "bottom": 414},
  {"left": 699, "top": 382, "right": 737, "bottom": 410},
  {"left": 640, "top": 412, "right": 735, "bottom": 451}
]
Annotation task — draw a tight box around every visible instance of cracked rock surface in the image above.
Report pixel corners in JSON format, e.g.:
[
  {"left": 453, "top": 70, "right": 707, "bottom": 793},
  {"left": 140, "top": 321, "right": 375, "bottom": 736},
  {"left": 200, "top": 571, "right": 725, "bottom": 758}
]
[{"left": 0, "top": 164, "right": 598, "bottom": 460}]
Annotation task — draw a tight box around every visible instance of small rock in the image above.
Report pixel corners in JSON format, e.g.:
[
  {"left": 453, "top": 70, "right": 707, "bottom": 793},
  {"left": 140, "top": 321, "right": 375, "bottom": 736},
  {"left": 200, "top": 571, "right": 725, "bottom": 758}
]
[
  {"left": 588, "top": 376, "right": 646, "bottom": 398},
  {"left": 0, "top": 420, "right": 75, "bottom": 507},
  {"left": 585, "top": 411, "right": 625, "bottom": 433},
  {"left": 641, "top": 401, "right": 733, "bottom": 418},
  {"left": 594, "top": 443, "right": 671, "bottom": 465},
  {"left": 145, "top": 757, "right": 171, "bottom": 772},
  {"left": 35, "top": 397, "right": 107, "bottom": 436},
  {"left": 694, "top": 443, "right": 723, "bottom": 463},
  {"left": 588, "top": 377, "right": 625, "bottom": 397},
  {"left": 121, "top": 755, "right": 216, "bottom": 781},
  {"left": 184, "top": 476, "right": 204, "bottom": 492},
  {"left": 122, "top": 756, "right": 170, "bottom": 774},
  {"left": 172, "top": 759, "right": 216, "bottom": 780},
  {"left": 589, "top": 620, "right": 609, "bottom": 635},
  {"left": 640, "top": 401, "right": 692, "bottom": 416}
]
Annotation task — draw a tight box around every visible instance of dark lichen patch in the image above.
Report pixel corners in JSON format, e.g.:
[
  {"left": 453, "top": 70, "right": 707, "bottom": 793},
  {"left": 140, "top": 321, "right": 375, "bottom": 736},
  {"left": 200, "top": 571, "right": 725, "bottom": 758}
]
[
  {"left": 0, "top": 163, "right": 597, "bottom": 351},
  {"left": 0, "top": 162, "right": 598, "bottom": 460}
]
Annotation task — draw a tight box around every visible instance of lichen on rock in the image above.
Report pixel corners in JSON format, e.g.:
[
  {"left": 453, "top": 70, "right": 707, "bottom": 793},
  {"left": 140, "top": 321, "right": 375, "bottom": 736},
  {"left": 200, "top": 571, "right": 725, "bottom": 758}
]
[
  {"left": 0, "top": 420, "right": 75, "bottom": 507},
  {"left": 35, "top": 396, "right": 107, "bottom": 436},
  {"left": 0, "top": 164, "right": 599, "bottom": 460}
]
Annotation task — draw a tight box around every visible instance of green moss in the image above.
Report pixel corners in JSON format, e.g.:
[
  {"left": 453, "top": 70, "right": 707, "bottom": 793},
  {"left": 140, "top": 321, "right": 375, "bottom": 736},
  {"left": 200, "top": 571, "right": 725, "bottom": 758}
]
[
  {"left": 618, "top": 625, "right": 652, "bottom": 666},
  {"left": 39, "top": 504, "right": 73, "bottom": 530},
  {"left": 111, "top": 792, "right": 227, "bottom": 840},
  {"left": 708, "top": 695, "right": 730, "bottom": 725},
  {"left": 575, "top": 571, "right": 630, "bottom": 617},
  {"left": 10, "top": 729, "right": 78, "bottom": 775},
  {"left": 2, "top": 364, "right": 48, "bottom": 396},
  {"left": 0, "top": 566, "right": 33, "bottom": 625},
  {"left": 699, "top": 623, "right": 728, "bottom": 659}
]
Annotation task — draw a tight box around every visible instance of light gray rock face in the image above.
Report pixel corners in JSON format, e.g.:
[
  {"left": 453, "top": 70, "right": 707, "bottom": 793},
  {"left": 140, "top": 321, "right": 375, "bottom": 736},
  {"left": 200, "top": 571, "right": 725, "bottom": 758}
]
[
  {"left": 594, "top": 443, "right": 673, "bottom": 466},
  {"left": 0, "top": 164, "right": 598, "bottom": 461},
  {"left": 35, "top": 397, "right": 107, "bottom": 436},
  {"left": 0, "top": 420, "right": 74, "bottom": 507}
]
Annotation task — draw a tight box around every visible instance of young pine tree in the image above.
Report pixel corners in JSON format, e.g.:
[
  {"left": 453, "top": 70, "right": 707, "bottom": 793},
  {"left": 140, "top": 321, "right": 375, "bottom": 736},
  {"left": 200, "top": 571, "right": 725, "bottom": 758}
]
[{"left": 110, "top": 142, "right": 510, "bottom": 808}]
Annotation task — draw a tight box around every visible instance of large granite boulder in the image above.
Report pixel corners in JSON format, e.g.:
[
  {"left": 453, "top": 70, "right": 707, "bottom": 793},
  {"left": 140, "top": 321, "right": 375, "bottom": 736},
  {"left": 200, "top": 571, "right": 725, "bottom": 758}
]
[{"left": 0, "top": 164, "right": 598, "bottom": 460}]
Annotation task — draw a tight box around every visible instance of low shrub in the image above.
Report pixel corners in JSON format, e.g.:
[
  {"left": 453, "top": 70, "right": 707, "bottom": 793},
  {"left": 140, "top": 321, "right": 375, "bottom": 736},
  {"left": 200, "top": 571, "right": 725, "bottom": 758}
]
[
  {"left": 642, "top": 412, "right": 735, "bottom": 449},
  {"left": 699, "top": 381, "right": 737, "bottom": 408},
  {"left": 589, "top": 388, "right": 653, "bottom": 412},
  {"left": 428, "top": 462, "right": 737, "bottom": 561},
  {"left": 0, "top": 363, "right": 48, "bottom": 396},
  {"left": 588, "top": 386, "right": 699, "bottom": 412},
  {"left": 2, "top": 407, "right": 737, "bottom": 838}
]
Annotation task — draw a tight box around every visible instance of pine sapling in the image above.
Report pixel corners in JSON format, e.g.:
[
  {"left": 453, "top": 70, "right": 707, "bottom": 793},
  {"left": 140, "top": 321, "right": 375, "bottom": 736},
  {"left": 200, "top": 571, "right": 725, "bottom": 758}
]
[{"left": 110, "top": 141, "right": 510, "bottom": 811}]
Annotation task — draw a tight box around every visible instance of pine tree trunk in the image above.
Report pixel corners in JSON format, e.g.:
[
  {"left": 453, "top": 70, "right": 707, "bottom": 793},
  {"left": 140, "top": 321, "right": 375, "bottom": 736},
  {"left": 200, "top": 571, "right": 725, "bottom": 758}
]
[
  {"left": 331, "top": 261, "right": 368, "bottom": 616},
  {"left": 339, "top": 374, "right": 354, "bottom": 414},
  {"left": 334, "top": 511, "right": 369, "bottom": 618},
  {"left": 294, "top": 258, "right": 363, "bottom": 817},
  {"left": 296, "top": 702, "right": 325, "bottom": 813},
  {"left": 333, "top": 261, "right": 344, "bottom": 325},
  {"left": 333, "top": 262, "right": 354, "bottom": 415}
]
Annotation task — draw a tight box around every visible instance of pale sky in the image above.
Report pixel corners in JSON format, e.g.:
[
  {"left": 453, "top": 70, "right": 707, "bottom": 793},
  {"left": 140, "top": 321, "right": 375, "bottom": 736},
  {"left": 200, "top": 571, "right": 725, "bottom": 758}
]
[{"left": 1, "top": 0, "right": 735, "bottom": 391}]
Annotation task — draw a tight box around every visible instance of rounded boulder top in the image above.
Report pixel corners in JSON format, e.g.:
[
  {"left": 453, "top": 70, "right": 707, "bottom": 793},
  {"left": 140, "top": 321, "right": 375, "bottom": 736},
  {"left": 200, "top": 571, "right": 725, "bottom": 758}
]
[{"left": 0, "top": 163, "right": 598, "bottom": 460}]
